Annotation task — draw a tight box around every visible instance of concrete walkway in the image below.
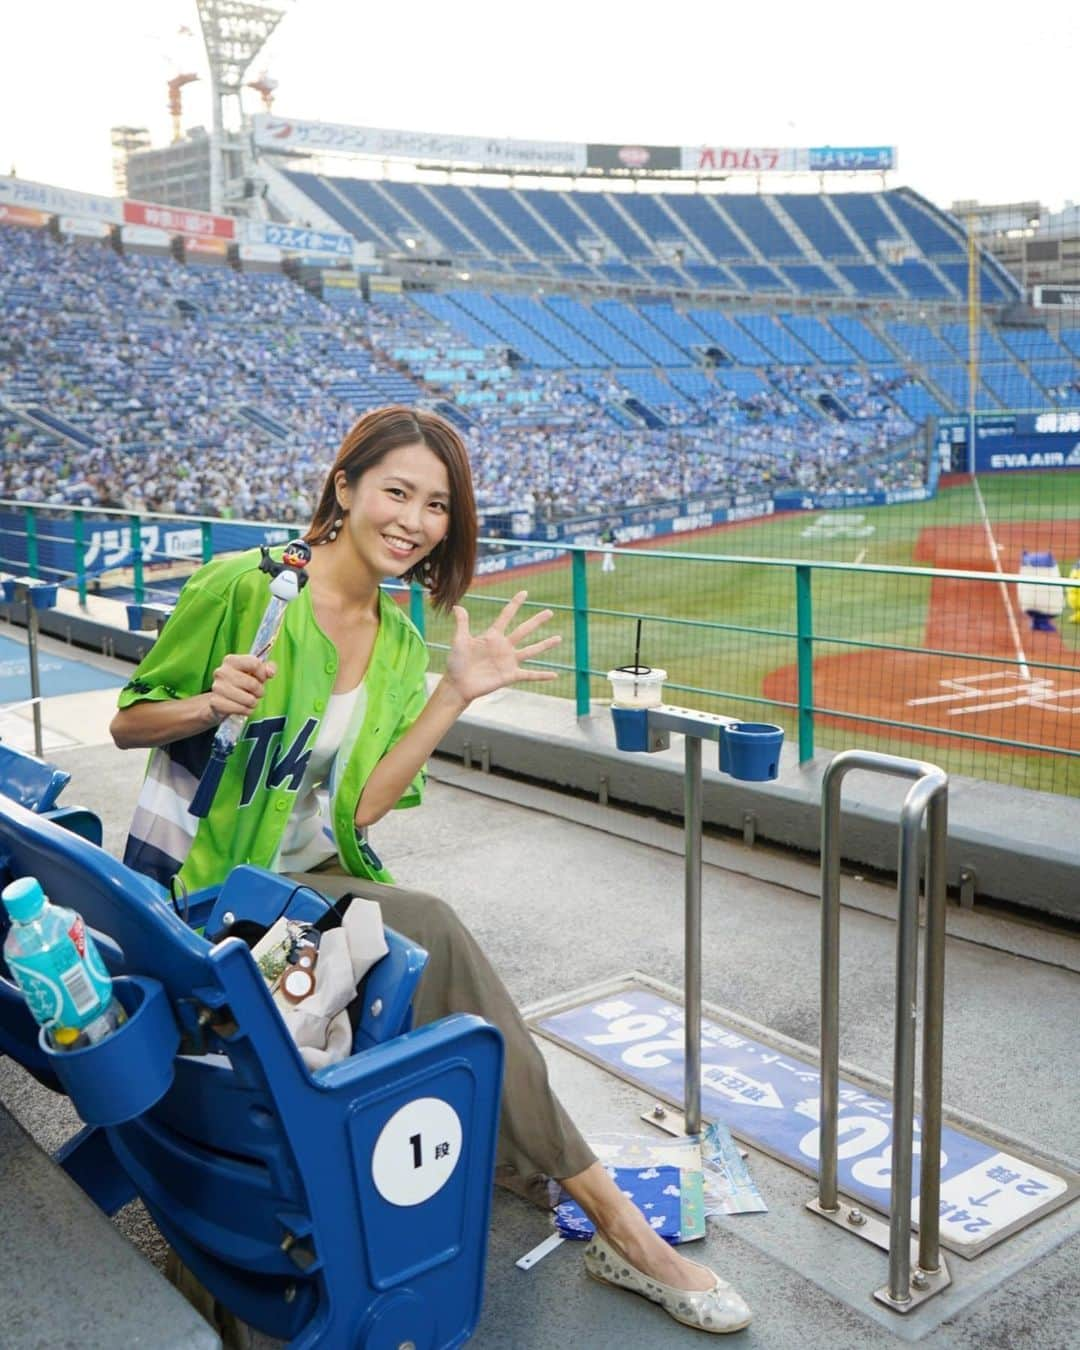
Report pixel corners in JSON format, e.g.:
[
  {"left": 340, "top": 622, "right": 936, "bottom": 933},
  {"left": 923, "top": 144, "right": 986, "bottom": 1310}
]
[{"left": 1, "top": 651, "right": 1078, "bottom": 1348}]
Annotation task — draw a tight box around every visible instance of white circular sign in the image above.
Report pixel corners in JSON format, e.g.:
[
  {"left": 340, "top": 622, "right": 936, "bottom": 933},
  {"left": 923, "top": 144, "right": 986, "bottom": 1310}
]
[{"left": 371, "top": 1097, "right": 463, "bottom": 1207}]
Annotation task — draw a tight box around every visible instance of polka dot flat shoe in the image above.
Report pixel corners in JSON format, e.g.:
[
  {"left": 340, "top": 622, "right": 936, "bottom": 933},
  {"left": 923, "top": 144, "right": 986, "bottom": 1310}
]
[{"left": 583, "top": 1233, "right": 751, "bottom": 1334}]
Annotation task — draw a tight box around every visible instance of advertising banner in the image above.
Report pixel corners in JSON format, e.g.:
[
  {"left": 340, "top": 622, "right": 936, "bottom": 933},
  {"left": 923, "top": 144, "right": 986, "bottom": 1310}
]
[
  {"left": 1032, "top": 285, "right": 1080, "bottom": 309},
  {"left": 0, "top": 176, "right": 123, "bottom": 224},
  {"left": 119, "top": 223, "right": 172, "bottom": 250},
  {"left": 938, "top": 412, "right": 1080, "bottom": 472},
  {"left": 586, "top": 144, "right": 682, "bottom": 172},
  {"left": 681, "top": 146, "right": 805, "bottom": 174},
  {"left": 680, "top": 145, "right": 896, "bottom": 175},
  {"left": 808, "top": 146, "right": 896, "bottom": 172},
  {"left": 123, "top": 199, "right": 235, "bottom": 240},
  {"left": 0, "top": 203, "right": 52, "bottom": 229},
  {"left": 184, "top": 235, "right": 229, "bottom": 259},
  {"left": 254, "top": 114, "right": 586, "bottom": 173},
  {"left": 244, "top": 219, "right": 355, "bottom": 258},
  {"left": 57, "top": 216, "right": 112, "bottom": 239}
]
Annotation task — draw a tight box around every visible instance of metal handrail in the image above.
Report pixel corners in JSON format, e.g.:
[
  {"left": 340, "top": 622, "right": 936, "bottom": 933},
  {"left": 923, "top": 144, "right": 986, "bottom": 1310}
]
[{"left": 812, "top": 749, "right": 950, "bottom": 1311}]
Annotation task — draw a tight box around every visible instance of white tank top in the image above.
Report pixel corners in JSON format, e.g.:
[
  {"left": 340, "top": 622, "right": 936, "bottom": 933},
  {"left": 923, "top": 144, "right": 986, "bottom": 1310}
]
[{"left": 278, "top": 683, "right": 366, "bottom": 873}]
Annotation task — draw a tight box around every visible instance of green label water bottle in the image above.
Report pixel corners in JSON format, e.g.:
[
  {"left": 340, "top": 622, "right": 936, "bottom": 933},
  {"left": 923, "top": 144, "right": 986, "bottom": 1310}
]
[{"left": 2, "top": 877, "right": 125, "bottom": 1050}]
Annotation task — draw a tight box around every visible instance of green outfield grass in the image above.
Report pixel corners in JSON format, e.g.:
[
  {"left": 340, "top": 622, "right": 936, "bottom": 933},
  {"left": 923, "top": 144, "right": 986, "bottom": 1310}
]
[{"left": 426, "top": 472, "right": 1080, "bottom": 797}]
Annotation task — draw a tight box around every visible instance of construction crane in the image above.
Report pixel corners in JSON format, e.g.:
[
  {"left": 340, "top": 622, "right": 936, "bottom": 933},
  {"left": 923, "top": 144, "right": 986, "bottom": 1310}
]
[
  {"left": 168, "top": 73, "right": 200, "bottom": 143},
  {"left": 246, "top": 73, "right": 278, "bottom": 112}
]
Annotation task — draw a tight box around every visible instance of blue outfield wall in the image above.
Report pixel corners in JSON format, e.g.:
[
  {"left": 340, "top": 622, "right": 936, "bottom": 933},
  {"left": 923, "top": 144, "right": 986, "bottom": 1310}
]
[
  {"left": 937, "top": 412, "right": 1080, "bottom": 474},
  {"left": 1, "top": 482, "right": 942, "bottom": 587}
]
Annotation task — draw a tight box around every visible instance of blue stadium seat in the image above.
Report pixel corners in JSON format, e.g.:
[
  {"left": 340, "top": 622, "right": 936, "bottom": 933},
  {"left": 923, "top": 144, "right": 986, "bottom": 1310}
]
[
  {"left": 737, "top": 314, "right": 815, "bottom": 363},
  {"left": 781, "top": 264, "right": 841, "bottom": 295},
  {"left": 774, "top": 195, "right": 859, "bottom": 259},
  {"left": 719, "top": 197, "right": 801, "bottom": 261},
  {"left": 0, "top": 794, "right": 503, "bottom": 1349},
  {"left": 687, "top": 310, "right": 771, "bottom": 364},
  {"left": 779, "top": 315, "right": 858, "bottom": 364},
  {"left": 660, "top": 196, "right": 751, "bottom": 261},
  {"left": 593, "top": 301, "right": 691, "bottom": 366},
  {"left": 829, "top": 316, "right": 894, "bottom": 363}
]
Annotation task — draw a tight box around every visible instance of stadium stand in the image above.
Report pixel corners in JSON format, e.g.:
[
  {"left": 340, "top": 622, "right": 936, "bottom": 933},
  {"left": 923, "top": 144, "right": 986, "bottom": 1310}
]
[{"left": 3, "top": 192, "right": 1075, "bottom": 526}]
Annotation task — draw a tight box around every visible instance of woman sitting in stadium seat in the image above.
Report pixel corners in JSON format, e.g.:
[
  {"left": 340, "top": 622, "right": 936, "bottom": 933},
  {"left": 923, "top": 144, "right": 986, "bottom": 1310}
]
[{"left": 110, "top": 405, "right": 750, "bottom": 1335}]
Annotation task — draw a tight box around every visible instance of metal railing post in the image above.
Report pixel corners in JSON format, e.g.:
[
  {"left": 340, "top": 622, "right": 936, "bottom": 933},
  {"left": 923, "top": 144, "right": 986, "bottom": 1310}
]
[
  {"left": 571, "top": 549, "right": 591, "bottom": 717},
  {"left": 810, "top": 749, "right": 951, "bottom": 1313},
  {"left": 201, "top": 521, "right": 214, "bottom": 565},
  {"left": 73, "top": 511, "right": 87, "bottom": 607},
  {"left": 409, "top": 580, "right": 426, "bottom": 638},
  {"left": 25, "top": 509, "right": 38, "bottom": 579},
  {"left": 795, "top": 564, "right": 814, "bottom": 763},
  {"left": 683, "top": 735, "right": 703, "bottom": 1135},
  {"left": 130, "top": 514, "right": 144, "bottom": 606},
  {"left": 918, "top": 788, "right": 948, "bottom": 1276}
]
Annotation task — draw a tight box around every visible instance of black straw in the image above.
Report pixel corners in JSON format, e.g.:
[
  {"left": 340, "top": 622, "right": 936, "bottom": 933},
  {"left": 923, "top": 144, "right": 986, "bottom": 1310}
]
[{"left": 633, "top": 618, "right": 642, "bottom": 696}]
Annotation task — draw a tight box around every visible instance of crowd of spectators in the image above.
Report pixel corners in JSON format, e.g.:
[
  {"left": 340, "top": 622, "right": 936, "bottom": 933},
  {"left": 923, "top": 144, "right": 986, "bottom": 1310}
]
[{"left": 1, "top": 223, "right": 931, "bottom": 525}]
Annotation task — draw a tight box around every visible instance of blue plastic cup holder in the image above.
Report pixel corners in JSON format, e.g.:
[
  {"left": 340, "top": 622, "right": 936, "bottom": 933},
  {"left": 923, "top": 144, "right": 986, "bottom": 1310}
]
[
  {"left": 719, "top": 722, "right": 784, "bottom": 782},
  {"left": 611, "top": 706, "right": 650, "bottom": 752},
  {"left": 38, "top": 975, "right": 180, "bottom": 1126}
]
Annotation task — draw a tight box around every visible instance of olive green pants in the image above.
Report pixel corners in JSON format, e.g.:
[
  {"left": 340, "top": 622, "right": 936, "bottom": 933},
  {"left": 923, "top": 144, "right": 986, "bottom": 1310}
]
[{"left": 287, "top": 868, "right": 596, "bottom": 1198}]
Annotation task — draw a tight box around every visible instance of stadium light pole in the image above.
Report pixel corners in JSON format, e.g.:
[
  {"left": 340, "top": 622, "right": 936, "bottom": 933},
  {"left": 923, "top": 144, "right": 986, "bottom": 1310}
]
[{"left": 195, "top": 0, "right": 293, "bottom": 215}]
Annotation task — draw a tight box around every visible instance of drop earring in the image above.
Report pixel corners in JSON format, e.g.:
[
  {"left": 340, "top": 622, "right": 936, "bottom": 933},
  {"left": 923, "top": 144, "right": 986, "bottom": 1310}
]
[{"left": 328, "top": 513, "right": 344, "bottom": 542}]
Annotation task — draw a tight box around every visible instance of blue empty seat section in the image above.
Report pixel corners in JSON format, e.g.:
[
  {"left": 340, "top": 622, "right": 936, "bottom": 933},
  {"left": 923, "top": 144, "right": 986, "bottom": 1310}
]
[
  {"left": 661, "top": 196, "right": 750, "bottom": 260},
  {"left": 718, "top": 197, "right": 801, "bottom": 260},
  {"left": 937, "top": 262, "right": 1013, "bottom": 303},
  {"left": 829, "top": 315, "right": 894, "bottom": 363},
  {"left": 409, "top": 293, "right": 502, "bottom": 348},
  {"left": 619, "top": 370, "right": 691, "bottom": 408},
  {"left": 888, "top": 261, "right": 951, "bottom": 299},
  {"left": 496, "top": 294, "right": 607, "bottom": 366},
  {"left": 554, "top": 260, "right": 600, "bottom": 279},
  {"left": 713, "top": 368, "right": 770, "bottom": 397},
  {"left": 522, "top": 191, "right": 596, "bottom": 256},
  {"left": 684, "top": 262, "right": 737, "bottom": 288},
  {"left": 336, "top": 179, "right": 419, "bottom": 244},
  {"left": 378, "top": 182, "right": 479, "bottom": 255},
  {"left": 1057, "top": 330, "right": 1080, "bottom": 358},
  {"left": 889, "top": 377, "right": 944, "bottom": 421},
  {"left": 838, "top": 264, "right": 901, "bottom": 296},
  {"left": 1032, "top": 361, "right": 1080, "bottom": 403},
  {"left": 832, "top": 193, "right": 901, "bottom": 252},
  {"left": 668, "top": 368, "right": 717, "bottom": 400},
  {"left": 737, "top": 314, "right": 815, "bottom": 363},
  {"left": 999, "top": 329, "right": 1068, "bottom": 361},
  {"left": 781, "top": 265, "right": 840, "bottom": 295},
  {"left": 477, "top": 188, "right": 568, "bottom": 257},
  {"left": 570, "top": 194, "right": 642, "bottom": 258},
  {"left": 731, "top": 264, "right": 789, "bottom": 292},
  {"left": 447, "top": 291, "right": 564, "bottom": 366},
  {"left": 979, "top": 364, "right": 1047, "bottom": 409},
  {"left": 886, "top": 322, "right": 955, "bottom": 364},
  {"left": 780, "top": 315, "right": 859, "bottom": 364},
  {"left": 776, "top": 195, "right": 858, "bottom": 258},
  {"left": 643, "top": 264, "right": 687, "bottom": 287},
  {"left": 593, "top": 300, "right": 691, "bottom": 366},
  {"left": 543, "top": 296, "right": 649, "bottom": 365},
  {"left": 888, "top": 193, "right": 965, "bottom": 257},
  {"left": 617, "top": 195, "right": 693, "bottom": 257},
  {"left": 939, "top": 323, "right": 1012, "bottom": 364},
  {"left": 284, "top": 172, "right": 386, "bottom": 245},
  {"left": 928, "top": 366, "right": 999, "bottom": 411},
  {"left": 686, "top": 310, "right": 771, "bottom": 364},
  {"left": 597, "top": 260, "right": 645, "bottom": 283},
  {"left": 433, "top": 187, "right": 526, "bottom": 256},
  {"left": 640, "top": 302, "right": 711, "bottom": 355}
]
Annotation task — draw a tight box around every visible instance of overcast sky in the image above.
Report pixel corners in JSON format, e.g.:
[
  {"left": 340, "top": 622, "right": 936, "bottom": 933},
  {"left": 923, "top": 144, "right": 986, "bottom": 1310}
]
[{"left": 2, "top": 0, "right": 1075, "bottom": 210}]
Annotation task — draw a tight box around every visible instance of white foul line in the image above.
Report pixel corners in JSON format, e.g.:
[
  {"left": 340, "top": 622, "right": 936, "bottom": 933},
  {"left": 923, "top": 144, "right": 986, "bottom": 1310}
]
[
  {"left": 853, "top": 547, "right": 867, "bottom": 565},
  {"left": 970, "top": 473, "right": 1032, "bottom": 681}
]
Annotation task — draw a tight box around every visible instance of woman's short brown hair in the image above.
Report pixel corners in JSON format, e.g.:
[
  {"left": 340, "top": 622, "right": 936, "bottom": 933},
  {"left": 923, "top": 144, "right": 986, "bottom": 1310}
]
[{"left": 306, "top": 405, "right": 477, "bottom": 612}]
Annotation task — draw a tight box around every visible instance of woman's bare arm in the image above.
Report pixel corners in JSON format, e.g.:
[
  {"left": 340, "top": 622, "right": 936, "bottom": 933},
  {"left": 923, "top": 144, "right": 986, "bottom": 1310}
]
[{"left": 110, "top": 654, "right": 276, "bottom": 750}]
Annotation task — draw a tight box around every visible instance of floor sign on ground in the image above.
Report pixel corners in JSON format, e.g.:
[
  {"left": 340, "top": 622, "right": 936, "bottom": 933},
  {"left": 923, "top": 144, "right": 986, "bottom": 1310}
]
[{"left": 534, "top": 984, "right": 1075, "bottom": 1256}]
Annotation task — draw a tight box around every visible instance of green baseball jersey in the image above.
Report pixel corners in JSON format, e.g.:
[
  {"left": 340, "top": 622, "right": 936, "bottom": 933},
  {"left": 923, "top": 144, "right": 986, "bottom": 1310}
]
[{"left": 119, "top": 548, "right": 428, "bottom": 893}]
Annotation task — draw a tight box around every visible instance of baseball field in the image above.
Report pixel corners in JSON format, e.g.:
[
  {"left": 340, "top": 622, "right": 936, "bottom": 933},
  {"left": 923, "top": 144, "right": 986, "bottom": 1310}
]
[{"left": 447, "top": 471, "right": 1080, "bottom": 797}]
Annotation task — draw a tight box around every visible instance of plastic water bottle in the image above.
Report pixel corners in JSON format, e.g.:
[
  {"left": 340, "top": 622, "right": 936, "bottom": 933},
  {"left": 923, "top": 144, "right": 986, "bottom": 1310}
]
[{"left": 2, "top": 877, "right": 125, "bottom": 1050}]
